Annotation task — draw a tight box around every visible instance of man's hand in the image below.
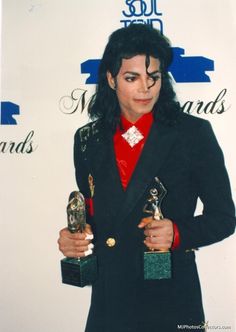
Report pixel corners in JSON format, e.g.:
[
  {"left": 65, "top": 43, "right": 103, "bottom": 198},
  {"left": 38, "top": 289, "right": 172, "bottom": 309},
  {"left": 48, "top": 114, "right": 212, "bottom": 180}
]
[
  {"left": 57, "top": 224, "right": 94, "bottom": 258},
  {"left": 138, "top": 217, "right": 174, "bottom": 251}
]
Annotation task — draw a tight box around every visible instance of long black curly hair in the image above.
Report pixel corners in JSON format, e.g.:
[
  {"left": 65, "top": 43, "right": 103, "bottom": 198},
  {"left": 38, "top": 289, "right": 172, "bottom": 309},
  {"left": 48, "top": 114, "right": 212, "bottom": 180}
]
[{"left": 88, "top": 24, "right": 181, "bottom": 131}]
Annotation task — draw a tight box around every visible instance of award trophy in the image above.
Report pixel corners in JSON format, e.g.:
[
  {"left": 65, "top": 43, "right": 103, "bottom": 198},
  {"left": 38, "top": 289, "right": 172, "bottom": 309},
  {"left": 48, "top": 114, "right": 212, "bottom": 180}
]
[
  {"left": 143, "top": 177, "right": 171, "bottom": 280},
  {"left": 60, "top": 191, "right": 98, "bottom": 287}
]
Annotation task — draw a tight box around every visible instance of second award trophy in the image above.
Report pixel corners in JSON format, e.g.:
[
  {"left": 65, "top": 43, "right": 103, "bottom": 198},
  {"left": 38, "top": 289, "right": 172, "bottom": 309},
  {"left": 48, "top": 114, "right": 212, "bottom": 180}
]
[
  {"left": 143, "top": 177, "right": 171, "bottom": 280},
  {"left": 60, "top": 191, "right": 98, "bottom": 287}
]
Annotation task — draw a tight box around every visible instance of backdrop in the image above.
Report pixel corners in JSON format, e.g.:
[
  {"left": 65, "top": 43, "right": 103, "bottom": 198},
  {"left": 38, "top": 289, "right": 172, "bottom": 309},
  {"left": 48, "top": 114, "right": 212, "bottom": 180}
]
[{"left": 1, "top": 1, "right": 236, "bottom": 331}]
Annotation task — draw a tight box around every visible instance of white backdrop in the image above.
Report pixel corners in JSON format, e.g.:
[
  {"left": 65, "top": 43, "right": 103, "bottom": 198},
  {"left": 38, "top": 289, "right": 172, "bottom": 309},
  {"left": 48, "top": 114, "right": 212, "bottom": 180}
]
[{"left": 1, "top": 1, "right": 236, "bottom": 331}]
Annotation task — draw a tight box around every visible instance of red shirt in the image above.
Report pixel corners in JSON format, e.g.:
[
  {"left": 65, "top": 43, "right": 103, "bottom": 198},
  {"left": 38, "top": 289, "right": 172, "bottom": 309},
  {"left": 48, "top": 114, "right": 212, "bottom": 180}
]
[{"left": 113, "top": 112, "right": 153, "bottom": 190}]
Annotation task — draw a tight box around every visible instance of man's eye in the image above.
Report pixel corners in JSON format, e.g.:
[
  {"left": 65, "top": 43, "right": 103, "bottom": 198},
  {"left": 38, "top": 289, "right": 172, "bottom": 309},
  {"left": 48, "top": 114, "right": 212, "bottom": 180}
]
[
  {"left": 125, "top": 76, "right": 136, "bottom": 82},
  {"left": 149, "top": 75, "right": 160, "bottom": 81}
]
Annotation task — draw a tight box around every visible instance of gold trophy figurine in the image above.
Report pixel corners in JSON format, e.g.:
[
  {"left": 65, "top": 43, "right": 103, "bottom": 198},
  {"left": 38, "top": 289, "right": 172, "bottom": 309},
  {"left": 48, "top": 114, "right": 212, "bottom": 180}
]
[
  {"left": 60, "top": 191, "right": 97, "bottom": 287},
  {"left": 143, "top": 177, "right": 171, "bottom": 280}
]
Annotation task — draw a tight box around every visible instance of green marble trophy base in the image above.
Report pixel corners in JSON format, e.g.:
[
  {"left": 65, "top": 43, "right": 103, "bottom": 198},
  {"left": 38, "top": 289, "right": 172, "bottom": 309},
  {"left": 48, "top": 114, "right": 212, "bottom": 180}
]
[
  {"left": 144, "top": 251, "right": 171, "bottom": 280},
  {"left": 61, "top": 255, "right": 97, "bottom": 287}
]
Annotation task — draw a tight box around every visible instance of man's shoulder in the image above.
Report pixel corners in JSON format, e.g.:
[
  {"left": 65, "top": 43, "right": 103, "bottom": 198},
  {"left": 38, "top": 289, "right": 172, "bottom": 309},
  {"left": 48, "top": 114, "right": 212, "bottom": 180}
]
[
  {"left": 75, "top": 120, "right": 102, "bottom": 144},
  {"left": 178, "top": 112, "right": 211, "bottom": 131}
]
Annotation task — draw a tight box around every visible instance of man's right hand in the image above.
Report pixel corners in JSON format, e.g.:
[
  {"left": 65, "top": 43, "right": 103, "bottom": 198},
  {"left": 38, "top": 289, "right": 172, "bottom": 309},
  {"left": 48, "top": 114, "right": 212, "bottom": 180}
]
[{"left": 57, "top": 224, "right": 94, "bottom": 258}]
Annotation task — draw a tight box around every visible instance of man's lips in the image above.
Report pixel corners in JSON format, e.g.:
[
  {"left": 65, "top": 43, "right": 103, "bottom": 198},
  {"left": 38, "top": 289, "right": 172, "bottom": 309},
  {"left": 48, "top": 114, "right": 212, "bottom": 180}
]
[{"left": 134, "top": 98, "right": 152, "bottom": 104}]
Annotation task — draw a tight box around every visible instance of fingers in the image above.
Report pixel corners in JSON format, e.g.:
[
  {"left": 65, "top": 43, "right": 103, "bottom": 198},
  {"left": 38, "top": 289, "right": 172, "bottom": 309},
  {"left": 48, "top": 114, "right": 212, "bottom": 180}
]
[
  {"left": 57, "top": 225, "right": 94, "bottom": 258},
  {"left": 138, "top": 218, "right": 174, "bottom": 251},
  {"left": 138, "top": 218, "right": 172, "bottom": 231},
  {"left": 144, "top": 220, "right": 173, "bottom": 236},
  {"left": 144, "top": 235, "right": 172, "bottom": 251},
  {"left": 85, "top": 223, "right": 93, "bottom": 234},
  {"left": 138, "top": 217, "right": 169, "bottom": 229},
  {"left": 59, "top": 227, "right": 93, "bottom": 240},
  {"left": 85, "top": 233, "right": 94, "bottom": 240},
  {"left": 137, "top": 216, "right": 153, "bottom": 228},
  {"left": 62, "top": 243, "right": 94, "bottom": 258},
  {"left": 58, "top": 237, "right": 91, "bottom": 257}
]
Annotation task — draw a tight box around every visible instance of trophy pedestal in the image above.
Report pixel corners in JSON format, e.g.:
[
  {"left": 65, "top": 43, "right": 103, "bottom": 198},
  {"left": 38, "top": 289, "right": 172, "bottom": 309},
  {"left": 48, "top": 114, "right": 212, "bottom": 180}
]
[
  {"left": 61, "top": 255, "right": 97, "bottom": 287},
  {"left": 144, "top": 251, "right": 171, "bottom": 280}
]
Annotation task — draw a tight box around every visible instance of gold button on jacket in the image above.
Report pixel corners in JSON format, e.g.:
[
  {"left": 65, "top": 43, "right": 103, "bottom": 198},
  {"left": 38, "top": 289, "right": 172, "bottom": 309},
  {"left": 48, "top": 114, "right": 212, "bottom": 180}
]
[{"left": 106, "top": 237, "right": 116, "bottom": 247}]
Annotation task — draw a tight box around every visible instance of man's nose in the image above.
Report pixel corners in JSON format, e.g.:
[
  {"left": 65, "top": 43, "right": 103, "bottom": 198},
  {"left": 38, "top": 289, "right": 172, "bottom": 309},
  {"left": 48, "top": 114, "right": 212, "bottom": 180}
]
[{"left": 138, "top": 78, "right": 149, "bottom": 93}]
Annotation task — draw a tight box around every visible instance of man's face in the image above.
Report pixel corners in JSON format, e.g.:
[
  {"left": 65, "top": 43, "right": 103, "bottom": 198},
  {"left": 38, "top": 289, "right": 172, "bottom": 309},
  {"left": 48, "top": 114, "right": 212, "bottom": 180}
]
[{"left": 107, "top": 55, "right": 162, "bottom": 123}]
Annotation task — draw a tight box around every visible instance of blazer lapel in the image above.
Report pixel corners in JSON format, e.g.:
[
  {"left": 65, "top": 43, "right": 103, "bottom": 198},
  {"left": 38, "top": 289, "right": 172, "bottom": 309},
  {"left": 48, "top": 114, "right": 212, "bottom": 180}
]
[
  {"left": 86, "top": 128, "right": 125, "bottom": 219},
  {"left": 115, "top": 122, "right": 178, "bottom": 226}
]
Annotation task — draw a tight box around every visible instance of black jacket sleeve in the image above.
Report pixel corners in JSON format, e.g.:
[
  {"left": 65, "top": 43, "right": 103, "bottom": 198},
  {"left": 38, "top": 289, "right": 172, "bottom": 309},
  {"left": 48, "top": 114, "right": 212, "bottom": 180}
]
[
  {"left": 177, "top": 120, "right": 235, "bottom": 250},
  {"left": 73, "top": 129, "right": 90, "bottom": 196}
]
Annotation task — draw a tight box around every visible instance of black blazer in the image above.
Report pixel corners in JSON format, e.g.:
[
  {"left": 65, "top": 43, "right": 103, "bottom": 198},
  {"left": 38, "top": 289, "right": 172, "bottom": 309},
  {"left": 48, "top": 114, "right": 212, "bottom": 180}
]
[{"left": 74, "top": 113, "right": 235, "bottom": 332}]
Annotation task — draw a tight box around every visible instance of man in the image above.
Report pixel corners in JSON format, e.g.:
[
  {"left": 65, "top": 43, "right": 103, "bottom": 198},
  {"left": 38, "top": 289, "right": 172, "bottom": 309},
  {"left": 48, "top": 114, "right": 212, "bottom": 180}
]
[{"left": 58, "top": 24, "right": 235, "bottom": 332}]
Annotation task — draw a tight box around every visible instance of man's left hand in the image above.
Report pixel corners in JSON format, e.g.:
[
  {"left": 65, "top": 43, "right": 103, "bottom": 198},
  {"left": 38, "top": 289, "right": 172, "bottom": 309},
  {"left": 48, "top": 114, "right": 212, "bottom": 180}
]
[{"left": 138, "top": 216, "right": 174, "bottom": 251}]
